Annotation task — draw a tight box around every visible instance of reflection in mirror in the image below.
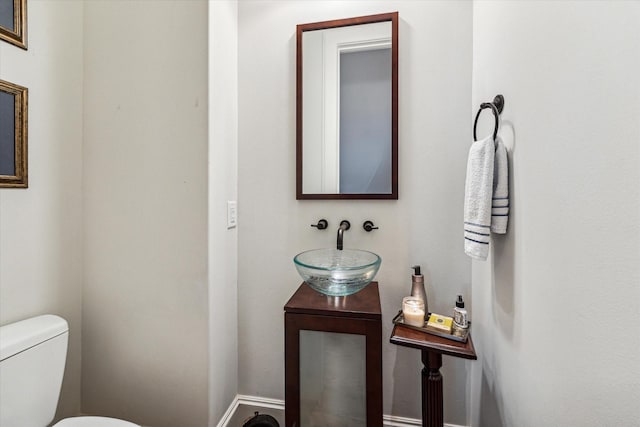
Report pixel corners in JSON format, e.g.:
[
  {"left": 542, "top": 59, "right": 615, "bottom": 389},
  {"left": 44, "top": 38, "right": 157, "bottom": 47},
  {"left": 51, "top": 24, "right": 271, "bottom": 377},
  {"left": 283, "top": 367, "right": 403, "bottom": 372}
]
[{"left": 297, "top": 13, "right": 398, "bottom": 200}]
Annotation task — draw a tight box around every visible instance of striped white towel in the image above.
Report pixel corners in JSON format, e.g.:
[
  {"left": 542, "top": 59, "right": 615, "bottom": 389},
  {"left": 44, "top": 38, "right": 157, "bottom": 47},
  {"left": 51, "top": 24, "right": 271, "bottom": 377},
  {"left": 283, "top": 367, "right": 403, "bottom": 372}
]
[
  {"left": 464, "top": 136, "right": 495, "bottom": 260},
  {"left": 491, "top": 137, "right": 509, "bottom": 233}
]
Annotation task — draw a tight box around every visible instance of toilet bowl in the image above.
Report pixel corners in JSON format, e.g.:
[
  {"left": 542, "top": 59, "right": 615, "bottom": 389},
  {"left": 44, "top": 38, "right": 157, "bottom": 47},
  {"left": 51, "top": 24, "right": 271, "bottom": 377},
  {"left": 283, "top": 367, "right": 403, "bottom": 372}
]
[
  {"left": 0, "top": 315, "right": 140, "bottom": 427},
  {"left": 54, "top": 416, "right": 140, "bottom": 427}
]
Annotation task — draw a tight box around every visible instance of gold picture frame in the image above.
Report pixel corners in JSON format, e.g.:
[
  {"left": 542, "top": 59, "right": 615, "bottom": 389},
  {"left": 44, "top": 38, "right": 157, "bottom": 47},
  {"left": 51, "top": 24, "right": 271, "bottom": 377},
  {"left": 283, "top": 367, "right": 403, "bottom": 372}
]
[
  {"left": 0, "top": 0, "right": 27, "bottom": 49},
  {"left": 0, "top": 79, "right": 28, "bottom": 188}
]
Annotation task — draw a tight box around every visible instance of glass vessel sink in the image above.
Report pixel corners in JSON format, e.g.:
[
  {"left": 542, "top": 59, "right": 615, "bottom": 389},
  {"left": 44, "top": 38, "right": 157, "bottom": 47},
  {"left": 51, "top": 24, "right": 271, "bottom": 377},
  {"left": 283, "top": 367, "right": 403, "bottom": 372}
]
[{"left": 293, "top": 248, "right": 381, "bottom": 296}]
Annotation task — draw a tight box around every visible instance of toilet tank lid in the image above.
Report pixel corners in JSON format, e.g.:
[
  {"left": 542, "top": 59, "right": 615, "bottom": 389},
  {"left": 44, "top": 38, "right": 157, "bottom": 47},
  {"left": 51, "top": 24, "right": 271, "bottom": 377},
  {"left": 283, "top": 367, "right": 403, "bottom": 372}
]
[{"left": 0, "top": 315, "right": 68, "bottom": 361}]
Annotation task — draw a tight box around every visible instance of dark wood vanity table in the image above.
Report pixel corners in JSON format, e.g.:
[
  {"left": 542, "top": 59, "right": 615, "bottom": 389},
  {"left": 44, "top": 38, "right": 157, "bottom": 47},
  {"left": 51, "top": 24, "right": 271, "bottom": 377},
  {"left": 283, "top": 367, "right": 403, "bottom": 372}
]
[
  {"left": 390, "top": 324, "right": 477, "bottom": 427},
  {"left": 284, "top": 282, "right": 383, "bottom": 427}
]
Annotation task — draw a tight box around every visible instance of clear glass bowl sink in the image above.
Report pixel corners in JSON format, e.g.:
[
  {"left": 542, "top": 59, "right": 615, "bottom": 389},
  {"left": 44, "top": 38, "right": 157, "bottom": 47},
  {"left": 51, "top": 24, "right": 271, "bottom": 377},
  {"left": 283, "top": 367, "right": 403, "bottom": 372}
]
[{"left": 293, "top": 248, "right": 381, "bottom": 296}]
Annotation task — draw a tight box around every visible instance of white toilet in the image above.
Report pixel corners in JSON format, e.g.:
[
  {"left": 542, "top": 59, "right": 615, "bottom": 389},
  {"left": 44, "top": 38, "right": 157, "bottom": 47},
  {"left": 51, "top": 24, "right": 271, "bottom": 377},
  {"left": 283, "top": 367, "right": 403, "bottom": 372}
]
[{"left": 0, "top": 315, "right": 139, "bottom": 427}]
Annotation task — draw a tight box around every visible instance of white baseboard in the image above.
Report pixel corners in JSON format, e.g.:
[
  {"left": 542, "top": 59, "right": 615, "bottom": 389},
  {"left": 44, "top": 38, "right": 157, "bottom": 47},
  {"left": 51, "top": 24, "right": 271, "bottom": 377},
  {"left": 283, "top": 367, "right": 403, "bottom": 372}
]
[
  {"left": 215, "top": 395, "right": 241, "bottom": 427},
  {"left": 217, "top": 394, "right": 467, "bottom": 427},
  {"left": 383, "top": 414, "right": 422, "bottom": 426}
]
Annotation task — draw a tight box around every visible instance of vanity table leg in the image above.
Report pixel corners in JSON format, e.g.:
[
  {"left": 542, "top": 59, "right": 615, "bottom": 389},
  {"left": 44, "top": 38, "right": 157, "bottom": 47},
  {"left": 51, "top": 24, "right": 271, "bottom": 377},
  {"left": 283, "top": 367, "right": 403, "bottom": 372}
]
[
  {"left": 284, "top": 313, "right": 301, "bottom": 427},
  {"left": 421, "top": 350, "right": 443, "bottom": 427},
  {"left": 365, "top": 319, "right": 383, "bottom": 426}
]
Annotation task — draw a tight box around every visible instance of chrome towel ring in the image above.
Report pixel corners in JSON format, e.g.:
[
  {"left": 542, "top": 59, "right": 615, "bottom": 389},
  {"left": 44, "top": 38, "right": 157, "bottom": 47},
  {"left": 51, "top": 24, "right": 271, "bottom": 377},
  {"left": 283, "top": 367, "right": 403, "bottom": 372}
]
[{"left": 473, "top": 94, "right": 504, "bottom": 142}]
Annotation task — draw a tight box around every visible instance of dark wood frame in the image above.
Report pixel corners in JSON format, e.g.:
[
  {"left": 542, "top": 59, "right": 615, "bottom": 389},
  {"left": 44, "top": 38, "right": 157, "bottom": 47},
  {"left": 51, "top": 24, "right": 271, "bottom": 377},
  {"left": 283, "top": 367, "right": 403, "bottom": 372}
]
[
  {"left": 296, "top": 12, "right": 398, "bottom": 200},
  {"left": 0, "top": 0, "right": 27, "bottom": 50},
  {"left": 0, "top": 79, "right": 28, "bottom": 188},
  {"left": 284, "top": 282, "right": 383, "bottom": 426}
]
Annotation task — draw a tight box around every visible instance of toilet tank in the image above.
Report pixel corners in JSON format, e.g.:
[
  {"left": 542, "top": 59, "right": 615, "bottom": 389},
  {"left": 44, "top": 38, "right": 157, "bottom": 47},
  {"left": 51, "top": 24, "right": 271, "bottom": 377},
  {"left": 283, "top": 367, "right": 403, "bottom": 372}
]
[{"left": 0, "top": 315, "right": 69, "bottom": 427}]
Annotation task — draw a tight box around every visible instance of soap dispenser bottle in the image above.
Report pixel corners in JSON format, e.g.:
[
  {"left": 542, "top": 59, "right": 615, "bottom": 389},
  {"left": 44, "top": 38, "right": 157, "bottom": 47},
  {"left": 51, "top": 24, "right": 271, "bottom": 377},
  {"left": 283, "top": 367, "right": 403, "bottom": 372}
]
[{"left": 410, "top": 266, "right": 428, "bottom": 314}]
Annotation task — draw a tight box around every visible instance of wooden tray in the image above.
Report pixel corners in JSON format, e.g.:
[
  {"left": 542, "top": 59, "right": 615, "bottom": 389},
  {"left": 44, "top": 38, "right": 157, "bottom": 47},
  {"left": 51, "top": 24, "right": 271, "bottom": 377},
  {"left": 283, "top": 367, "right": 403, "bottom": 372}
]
[{"left": 392, "top": 310, "right": 470, "bottom": 343}]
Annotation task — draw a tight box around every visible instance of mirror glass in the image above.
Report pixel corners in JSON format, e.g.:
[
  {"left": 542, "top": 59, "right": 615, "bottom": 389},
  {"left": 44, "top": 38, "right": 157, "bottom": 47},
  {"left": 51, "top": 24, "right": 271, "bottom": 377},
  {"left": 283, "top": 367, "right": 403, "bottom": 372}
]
[
  {"left": 0, "top": 0, "right": 15, "bottom": 32},
  {"left": 0, "top": 90, "right": 16, "bottom": 176},
  {"left": 296, "top": 13, "right": 398, "bottom": 200}
]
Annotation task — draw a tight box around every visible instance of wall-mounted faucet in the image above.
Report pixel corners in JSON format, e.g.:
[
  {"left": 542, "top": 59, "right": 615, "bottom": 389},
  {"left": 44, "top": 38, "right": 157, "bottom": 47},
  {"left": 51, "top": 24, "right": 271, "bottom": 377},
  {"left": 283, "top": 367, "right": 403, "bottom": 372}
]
[{"left": 336, "top": 220, "right": 350, "bottom": 250}]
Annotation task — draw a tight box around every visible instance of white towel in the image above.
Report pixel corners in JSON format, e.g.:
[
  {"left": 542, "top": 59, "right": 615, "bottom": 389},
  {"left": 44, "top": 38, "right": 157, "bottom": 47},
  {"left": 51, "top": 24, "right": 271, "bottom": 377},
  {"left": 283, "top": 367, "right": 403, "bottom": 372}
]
[
  {"left": 464, "top": 136, "right": 495, "bottom": 260},
  {"left": 491, "top": 137, "right": 509, "bottom": 233}
]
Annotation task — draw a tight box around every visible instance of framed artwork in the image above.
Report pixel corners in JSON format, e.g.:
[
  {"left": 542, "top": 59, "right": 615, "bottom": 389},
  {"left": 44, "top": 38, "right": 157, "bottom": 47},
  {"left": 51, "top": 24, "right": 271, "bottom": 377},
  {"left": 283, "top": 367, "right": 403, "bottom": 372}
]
[
  {"left": 0, "top": 0, "right": 27, "bottom": 49},
  {"left": 0, "top": 79, "right": 28, "bottom": 188}
]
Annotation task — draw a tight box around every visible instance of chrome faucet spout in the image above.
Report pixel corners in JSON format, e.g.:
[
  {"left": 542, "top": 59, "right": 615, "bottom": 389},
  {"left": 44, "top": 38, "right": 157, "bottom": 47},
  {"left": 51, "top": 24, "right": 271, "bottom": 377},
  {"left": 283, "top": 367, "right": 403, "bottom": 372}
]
[{"left": 336, "top": 220, "right": 351, "bottom": 250}]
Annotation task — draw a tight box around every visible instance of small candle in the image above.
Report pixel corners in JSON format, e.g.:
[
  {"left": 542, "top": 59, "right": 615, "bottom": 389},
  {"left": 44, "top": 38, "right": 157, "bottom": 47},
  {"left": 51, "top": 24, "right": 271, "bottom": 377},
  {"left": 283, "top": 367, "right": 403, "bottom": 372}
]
[{"left": 402, "top": 296, "right": 425, "bottom": 327}]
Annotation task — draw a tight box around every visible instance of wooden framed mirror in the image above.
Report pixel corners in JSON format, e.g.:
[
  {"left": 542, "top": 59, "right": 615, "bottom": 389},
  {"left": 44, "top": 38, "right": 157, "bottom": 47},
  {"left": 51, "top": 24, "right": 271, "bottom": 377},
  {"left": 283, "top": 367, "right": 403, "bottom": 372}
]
[
  {"left": 296, "top": 12, "right": 398, "bottom": 200},
  {"left": 0, "top": 0, "right": 27, "bottom": 49},
  {"left": 0, "top": 79, "right": 28, "bottom": 188}
]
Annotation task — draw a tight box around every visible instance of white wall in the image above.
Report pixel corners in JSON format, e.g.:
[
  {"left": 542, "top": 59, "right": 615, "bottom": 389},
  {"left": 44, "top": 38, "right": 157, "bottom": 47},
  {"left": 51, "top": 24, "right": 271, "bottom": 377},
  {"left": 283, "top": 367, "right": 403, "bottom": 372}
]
[
  {"left": 238, "top": 1, "right": 473, "bottom": 423},
  {"left": 0, "top": 0, "right": 83, "bottom": 421},
  {"left": 209, "top": 0, "right": 239, "bottom": 425},
  {"left": 82, "top": 2, "right": 209, "bottom": 426},
  {"left": 470, "top": 1, "right": 640, "bottom": 426}
]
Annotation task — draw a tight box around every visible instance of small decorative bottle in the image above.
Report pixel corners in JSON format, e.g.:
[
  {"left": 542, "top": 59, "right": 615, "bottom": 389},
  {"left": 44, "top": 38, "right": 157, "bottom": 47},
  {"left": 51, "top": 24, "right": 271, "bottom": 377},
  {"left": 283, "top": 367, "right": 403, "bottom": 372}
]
[{"left": 452, "top": 294, "right": 469, "bottom": 337}]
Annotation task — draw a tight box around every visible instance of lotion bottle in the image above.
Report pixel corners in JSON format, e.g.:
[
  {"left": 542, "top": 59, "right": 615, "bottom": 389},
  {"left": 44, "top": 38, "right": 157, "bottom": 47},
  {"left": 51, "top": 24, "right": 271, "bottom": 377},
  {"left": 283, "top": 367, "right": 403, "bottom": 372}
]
[{"left": 410, "top": 266, "right": 428, "bottom": 314}]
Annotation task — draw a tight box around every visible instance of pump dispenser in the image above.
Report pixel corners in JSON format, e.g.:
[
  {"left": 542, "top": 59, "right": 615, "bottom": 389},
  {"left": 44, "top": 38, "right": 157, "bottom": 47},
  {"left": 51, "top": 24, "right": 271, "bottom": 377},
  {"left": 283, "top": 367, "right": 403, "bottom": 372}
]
[{"left": 410, "top": 266, "right": 428, "bottom": 314}]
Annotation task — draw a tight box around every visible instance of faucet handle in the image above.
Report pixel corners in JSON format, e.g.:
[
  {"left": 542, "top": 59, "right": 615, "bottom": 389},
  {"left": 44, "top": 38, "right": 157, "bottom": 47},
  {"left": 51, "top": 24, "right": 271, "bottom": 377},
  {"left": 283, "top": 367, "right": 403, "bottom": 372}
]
[
  {"left": 363, "top": 220, "right": 379, "bottom": 232},
  {"left": 311, "top": 219, "right": 328, "bottom": 230}
]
